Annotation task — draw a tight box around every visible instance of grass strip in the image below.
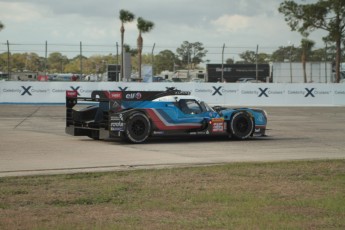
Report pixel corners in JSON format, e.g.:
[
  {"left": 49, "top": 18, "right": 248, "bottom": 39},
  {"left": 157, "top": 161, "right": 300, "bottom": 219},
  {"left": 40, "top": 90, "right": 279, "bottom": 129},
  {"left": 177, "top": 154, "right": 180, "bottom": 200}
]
[{"left": 0, "top": 160, "right": 344, "bottom": 229}]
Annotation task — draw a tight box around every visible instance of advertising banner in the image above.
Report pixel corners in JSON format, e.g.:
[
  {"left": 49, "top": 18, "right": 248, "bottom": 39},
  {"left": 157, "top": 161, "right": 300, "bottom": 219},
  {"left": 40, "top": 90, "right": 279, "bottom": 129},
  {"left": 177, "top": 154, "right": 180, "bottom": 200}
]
[
  {"left": 0, "top": 81, "right": 344, "bottom": 106},
  {"left": 333, "top": 84, "right": 345, "bottom": 106}
]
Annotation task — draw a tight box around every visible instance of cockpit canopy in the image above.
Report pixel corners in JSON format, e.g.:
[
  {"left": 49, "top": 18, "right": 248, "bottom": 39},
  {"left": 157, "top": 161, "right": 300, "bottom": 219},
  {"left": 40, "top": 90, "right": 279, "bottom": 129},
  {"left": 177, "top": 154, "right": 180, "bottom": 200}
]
[{"left": 153, "top": 95, "right": 214, "bottom": 114}]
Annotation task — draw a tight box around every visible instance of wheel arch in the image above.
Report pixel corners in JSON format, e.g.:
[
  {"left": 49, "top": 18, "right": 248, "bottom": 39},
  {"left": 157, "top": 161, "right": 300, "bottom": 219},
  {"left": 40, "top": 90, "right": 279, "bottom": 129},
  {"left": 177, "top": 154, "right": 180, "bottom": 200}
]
[
  {"left": 228, "top": 110, "right": 255, "bottom": 140},
  {"left": 123, "top": 110, "right": 153, "bottom": 143}
]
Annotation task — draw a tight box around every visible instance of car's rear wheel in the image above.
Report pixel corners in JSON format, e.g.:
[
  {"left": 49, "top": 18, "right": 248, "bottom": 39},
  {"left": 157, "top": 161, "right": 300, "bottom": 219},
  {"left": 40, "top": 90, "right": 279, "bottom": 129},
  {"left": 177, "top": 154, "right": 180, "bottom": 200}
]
[
  {"left": 229, "top": 111, "right": 254, "bottom": 139},
  {"left": 124, "top": 112, "right": 151, "bottom": 143}
]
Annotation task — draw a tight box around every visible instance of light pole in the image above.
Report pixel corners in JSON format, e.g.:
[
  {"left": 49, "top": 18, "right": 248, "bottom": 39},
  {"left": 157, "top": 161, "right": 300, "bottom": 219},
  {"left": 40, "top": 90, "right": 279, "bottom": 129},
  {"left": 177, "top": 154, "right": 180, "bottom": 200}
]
[
  {"left": 255, "top": 45, "right": 259, "bottom": 83},
  {"left": 288, "top": 41, "right": 294, "bottom": 83},
  {"left": 151, "top": 43, "right": 155, "bottom": 75},
  {"left": 290, "top": 45, "right": 293, "bottom": 83},
  {"left": 221, "top": 43, "right": 225, "bottom": 82}
]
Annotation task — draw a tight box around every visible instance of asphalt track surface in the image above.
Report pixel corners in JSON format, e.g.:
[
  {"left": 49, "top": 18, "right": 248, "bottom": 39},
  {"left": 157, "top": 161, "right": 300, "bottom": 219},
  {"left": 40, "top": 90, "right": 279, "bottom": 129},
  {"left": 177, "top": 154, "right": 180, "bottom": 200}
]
[{"left": 0, "top": 105, "right": 344, "bottom": 177}]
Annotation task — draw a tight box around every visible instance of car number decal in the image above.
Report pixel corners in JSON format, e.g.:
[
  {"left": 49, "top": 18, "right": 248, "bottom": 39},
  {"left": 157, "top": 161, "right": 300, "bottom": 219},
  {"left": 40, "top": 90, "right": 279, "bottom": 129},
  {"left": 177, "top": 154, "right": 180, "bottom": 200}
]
[{"left": 211, "top": 118, "right": 225, "bottom": 132}]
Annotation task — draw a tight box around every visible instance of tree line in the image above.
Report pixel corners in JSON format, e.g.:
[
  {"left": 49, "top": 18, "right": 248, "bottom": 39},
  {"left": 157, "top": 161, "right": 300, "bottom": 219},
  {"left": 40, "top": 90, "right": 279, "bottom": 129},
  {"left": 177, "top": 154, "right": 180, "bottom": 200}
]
[
  {"left": 0, "top": 42, "right": 341, "bottom": 76},
  {"left": 1, "top": 0, "right": 344, "bottom": 81}
]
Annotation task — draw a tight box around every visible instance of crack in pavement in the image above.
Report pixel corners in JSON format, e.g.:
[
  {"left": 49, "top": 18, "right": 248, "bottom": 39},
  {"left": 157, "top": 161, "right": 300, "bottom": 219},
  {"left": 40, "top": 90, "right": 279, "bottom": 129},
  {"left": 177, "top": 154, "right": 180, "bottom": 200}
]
[{"left": 14, "top": 106, "right": 41, "bottom": 129}]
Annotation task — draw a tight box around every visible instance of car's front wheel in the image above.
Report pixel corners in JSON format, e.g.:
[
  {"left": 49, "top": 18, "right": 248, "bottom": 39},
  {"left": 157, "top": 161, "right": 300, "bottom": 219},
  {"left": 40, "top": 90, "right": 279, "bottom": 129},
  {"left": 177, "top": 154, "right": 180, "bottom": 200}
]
[
  {"left": 124, "top": 112, "right": 151, "bottom": 143},
  {"left": 229, "top": 111, "right": 254, "bottom": 139}
]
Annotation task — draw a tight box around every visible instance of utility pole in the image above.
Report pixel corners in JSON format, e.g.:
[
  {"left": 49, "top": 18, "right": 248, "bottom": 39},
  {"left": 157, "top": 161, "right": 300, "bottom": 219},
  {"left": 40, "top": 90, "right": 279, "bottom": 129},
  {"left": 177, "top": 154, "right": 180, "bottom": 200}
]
[
  {"left": 290, "top": 45, "right": 293, "bottom": 83},
  {"left": 80, "top": 41, "right": 83, "bottom": 77},
  {"left": 255, "top": 45, "right": 259, "bottom": 83},
  {"left": 187, "top": 45, "right": 190, "bottom": 80},
  {"left": 7, "top": 40, "right": 10, "bottom": 80},
  {"left": 325, "top": 43, "right": 328, "bottom": 83},
  {"left": 44, "top": 41, "right": 47, "bottom": 76},
  {"left": 116, "top": 42, "right": 119, "bottom": 65},
  {"left": 221, "top": 43, "right": 225, "bottom": 82},
  {"left": 151, "top": 43, "right": 155, "bottom": 76},
  {"left": 116, "top": 42, "right": 119, "bottom": 82}
]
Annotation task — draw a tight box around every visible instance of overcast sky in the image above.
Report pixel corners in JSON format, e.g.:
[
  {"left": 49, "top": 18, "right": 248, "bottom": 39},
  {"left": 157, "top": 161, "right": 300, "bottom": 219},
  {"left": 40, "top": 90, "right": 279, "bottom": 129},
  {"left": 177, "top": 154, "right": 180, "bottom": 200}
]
[{"left": 0, "top": 0, "right": 327, "bottom": 63}]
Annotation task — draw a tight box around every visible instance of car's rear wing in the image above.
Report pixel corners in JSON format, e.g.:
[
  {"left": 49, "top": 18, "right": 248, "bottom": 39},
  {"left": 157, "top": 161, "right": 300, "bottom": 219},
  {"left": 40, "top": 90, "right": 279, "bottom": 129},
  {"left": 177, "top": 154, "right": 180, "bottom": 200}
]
[{"left": 66, "top": 87, "right": 191, "bottom": 109}]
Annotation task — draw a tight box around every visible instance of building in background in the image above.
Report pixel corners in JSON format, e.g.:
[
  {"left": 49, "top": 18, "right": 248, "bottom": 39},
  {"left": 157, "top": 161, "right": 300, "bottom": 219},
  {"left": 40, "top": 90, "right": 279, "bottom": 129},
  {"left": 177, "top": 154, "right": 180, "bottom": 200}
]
[
  {"left": 206, "top": 64, "right": 270, "bottom": 83},
  {"left": 271, "top": 62, "right": 332, "bottom": 83}
]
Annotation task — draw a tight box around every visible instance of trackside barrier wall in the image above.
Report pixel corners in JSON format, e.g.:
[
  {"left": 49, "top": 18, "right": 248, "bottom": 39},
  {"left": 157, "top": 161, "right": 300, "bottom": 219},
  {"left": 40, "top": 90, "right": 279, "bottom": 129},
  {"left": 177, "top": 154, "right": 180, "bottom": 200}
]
[{"left": 0, "top": 82, "right": 344, "bottom": 106}]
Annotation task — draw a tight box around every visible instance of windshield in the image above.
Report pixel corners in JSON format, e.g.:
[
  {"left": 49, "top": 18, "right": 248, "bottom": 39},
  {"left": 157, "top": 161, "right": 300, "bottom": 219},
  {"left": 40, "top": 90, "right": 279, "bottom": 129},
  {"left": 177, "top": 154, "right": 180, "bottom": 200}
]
[{"left": 200, "top": 101, "right": 214, "bottom": 112}]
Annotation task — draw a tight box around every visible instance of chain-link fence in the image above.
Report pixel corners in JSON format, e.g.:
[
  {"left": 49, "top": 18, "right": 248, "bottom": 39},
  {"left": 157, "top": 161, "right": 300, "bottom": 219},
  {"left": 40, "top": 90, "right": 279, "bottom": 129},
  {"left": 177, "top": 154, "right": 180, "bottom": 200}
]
[{"left": 0, "top": 41, "right": 338, "bottom": 82}]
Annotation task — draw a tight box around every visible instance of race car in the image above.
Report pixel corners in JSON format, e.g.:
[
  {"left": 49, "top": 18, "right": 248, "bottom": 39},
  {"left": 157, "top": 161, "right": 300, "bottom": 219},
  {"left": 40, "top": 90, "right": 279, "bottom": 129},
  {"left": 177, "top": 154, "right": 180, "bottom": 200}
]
[{"left": 66, "top": 88, "right": 267, "bottom": 143}]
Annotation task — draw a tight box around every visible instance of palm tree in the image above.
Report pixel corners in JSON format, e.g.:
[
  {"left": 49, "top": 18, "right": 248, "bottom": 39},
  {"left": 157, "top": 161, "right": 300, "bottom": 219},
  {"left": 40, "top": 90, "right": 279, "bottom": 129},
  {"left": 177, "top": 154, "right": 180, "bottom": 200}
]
[
  {"left": 136, "top": 17, "right": 154, "bottom": 80},
  {"left": 119, "top": 10, "right": 135, "bottom": 81},
  {"left": 301, "top": 38, "right": 315, "bottom": 83}
]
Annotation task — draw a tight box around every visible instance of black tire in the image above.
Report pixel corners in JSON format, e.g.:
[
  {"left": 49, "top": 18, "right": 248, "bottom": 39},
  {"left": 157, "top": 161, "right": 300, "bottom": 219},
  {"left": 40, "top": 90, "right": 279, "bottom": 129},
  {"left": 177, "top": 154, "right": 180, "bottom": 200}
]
[
  {"left": 229, "top": 111, "right": 254, "bottom": 139},
  {"left": 124, "top": 112, "right": 151, "bottom": 143}
]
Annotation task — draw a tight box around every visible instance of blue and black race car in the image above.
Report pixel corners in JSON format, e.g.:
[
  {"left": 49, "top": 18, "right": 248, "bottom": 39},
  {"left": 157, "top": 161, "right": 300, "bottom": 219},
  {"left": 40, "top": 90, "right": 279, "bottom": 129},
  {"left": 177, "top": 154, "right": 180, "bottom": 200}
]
[{"left": 66, "top": 88, "right": 267, "bottom": 143}]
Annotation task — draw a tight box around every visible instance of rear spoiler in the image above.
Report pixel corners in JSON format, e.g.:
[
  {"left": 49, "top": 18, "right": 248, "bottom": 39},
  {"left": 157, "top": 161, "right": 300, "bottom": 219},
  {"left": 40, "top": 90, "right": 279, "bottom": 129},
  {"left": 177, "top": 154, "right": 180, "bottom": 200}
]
[
  {"left": 66, "top": 87, "right": 191, "bottom": 108},
  {"left": 66, "top": 90, "right": 78, "bottom": 108}
]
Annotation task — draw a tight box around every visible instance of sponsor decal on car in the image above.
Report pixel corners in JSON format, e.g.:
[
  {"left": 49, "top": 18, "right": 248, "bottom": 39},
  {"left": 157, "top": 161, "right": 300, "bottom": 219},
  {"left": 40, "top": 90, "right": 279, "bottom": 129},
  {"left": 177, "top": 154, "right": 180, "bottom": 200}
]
[
  {"left": 125, "top": 92, "right": 142, "bottom": 100},
  {"left": 153, "top": 131, "right": 165, "bottom": 135},
  {"left": 190, "top": 131, "right": 210, "bottom": 135},
  {"left": 107, "top": 91, "right": 122, "bottom": 99},
  {"left": 110, "top": 114, "right": 123, "bottom": 121},
  {"left": 211, "top": 118, "right": 225, "bottom": 132},
  {"left": 66, "top": 90, "right": 78, "bottom": 97},
  {"left": 111, "top": 121, "right": 124, "bottom": 131}
]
